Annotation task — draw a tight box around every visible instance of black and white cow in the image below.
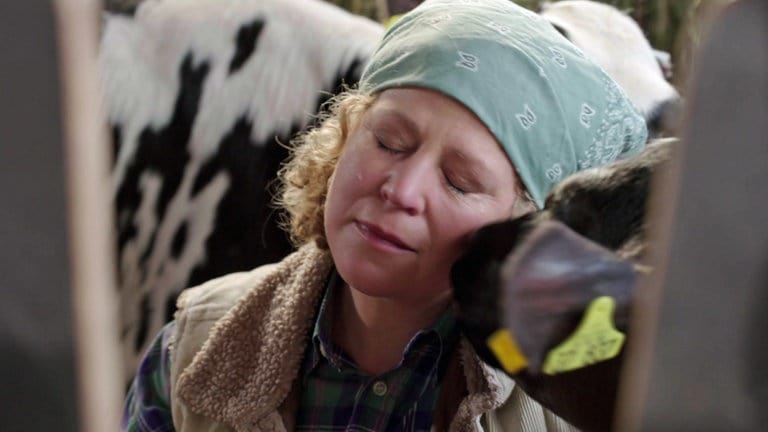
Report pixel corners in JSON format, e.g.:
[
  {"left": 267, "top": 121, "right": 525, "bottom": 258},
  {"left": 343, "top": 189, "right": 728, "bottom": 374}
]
[
  {"left": 102, "top": 0, "right": 384, "bottom": 378},
  {"left": 452, "top": 138, "right": 675, "bottom": 432},
  {"left": 540, "top": 0, "right": 682, "bottom": 137}
]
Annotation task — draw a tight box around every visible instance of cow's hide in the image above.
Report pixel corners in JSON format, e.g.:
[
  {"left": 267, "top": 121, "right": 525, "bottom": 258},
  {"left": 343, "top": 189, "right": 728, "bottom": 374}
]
[
  {"left": 451, "top": 138, "right": 675, "bottom": 431},
  {"left": 540, "top": 0, "right": 682, "bottom": 137},
  {"left": 102, "top": 0, "right": 384, "bottom": 378}
]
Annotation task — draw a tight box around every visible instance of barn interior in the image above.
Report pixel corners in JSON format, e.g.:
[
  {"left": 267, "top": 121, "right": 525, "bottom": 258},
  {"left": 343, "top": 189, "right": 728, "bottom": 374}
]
[{"left": 1, "top": 0, "right": 764, "bottom": 431}]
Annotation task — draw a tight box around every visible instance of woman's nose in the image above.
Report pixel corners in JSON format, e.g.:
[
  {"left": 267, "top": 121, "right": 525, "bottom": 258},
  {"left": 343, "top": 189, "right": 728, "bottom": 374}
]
[{"left": 380, "top": 160, "right": 429, "bottom": 215}]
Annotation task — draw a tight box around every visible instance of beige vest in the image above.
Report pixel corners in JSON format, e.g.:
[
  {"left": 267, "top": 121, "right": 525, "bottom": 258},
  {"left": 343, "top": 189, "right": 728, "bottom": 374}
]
[{"left": 169, "top": 244, "right": 578, "bottom": 432}]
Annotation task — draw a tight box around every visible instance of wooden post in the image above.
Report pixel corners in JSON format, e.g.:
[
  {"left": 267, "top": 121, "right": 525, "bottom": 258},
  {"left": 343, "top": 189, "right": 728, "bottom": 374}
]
[
  {"left": 615, "top": 1, "right": 768, "bottom": 429},
  {"left": 53, "top": 0, "right": 124, "bottom": 431}
]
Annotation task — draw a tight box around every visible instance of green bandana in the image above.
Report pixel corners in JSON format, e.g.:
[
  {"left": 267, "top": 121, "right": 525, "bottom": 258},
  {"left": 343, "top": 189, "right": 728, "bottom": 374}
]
[{"left": 360, "top": 0, "right": 648, "bottom": 208}]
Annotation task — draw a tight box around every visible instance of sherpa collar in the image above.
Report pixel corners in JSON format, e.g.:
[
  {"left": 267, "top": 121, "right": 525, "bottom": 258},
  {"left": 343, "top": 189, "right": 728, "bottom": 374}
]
[
  {"left": 175, "top": 243, "right": 334, "bottom": 431},
  {"left": 175, "top": 242, "right": 514, "bottom": 431}
]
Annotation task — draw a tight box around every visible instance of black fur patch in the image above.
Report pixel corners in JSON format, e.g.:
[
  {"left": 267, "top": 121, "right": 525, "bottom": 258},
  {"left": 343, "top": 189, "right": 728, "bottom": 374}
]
[
  {"left": 229, "top": 18, "right": 265, "bottom": 75},
  {"left": 546, "top": 164, "right": 653, "bottom": 251},
  {"left": 314, "top": 58, "right": 364, "bottom": 121},
  {"left": 186, "top": 115, "right": 294, "bottom": 291},
  {"left": 164, "top": 291, "right": 179, "bottom": 328},
  {"left": 104, "top": 0, "right": 143, "bottom": 16},
  {"left": 550, "top": 23, "right": 570, "bottom": 40},
  {"left": 134, "top": 293, "right": 150, "bottom": 352},
  {"left": 170, "top": 221, "right": 188, "bottom": 260},
  {"left": 111, "top": 124, "right": 122, "bottom": 169},
  {"left": 116, "top": 53, "right": 210, "bottom": 283}
]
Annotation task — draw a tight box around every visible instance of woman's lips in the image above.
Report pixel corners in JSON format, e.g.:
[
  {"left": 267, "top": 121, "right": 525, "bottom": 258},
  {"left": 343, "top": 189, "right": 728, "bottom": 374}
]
[{"left": 356, "top": 222, "right": 415, "bottom": 252}]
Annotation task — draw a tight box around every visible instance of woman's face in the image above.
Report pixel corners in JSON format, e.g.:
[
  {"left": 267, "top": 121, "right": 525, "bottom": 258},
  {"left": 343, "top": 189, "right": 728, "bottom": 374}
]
[{"left": 324, "top": 87, "right": 522, "bottom": 306}]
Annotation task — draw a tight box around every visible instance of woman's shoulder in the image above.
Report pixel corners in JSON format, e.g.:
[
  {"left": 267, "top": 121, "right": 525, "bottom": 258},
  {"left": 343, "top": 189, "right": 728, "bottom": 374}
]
[
  {"left": 175, "top": 263, "right": 280, "bottom": 318},
  {"left": 174, "top": 242, "right": 330, "bottom": 320},
  {"left": 167, "top": 260, "right": 287, "bottom": 400}
]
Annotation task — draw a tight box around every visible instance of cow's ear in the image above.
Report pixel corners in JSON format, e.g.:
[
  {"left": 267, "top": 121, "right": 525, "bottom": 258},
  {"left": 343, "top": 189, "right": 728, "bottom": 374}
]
[{"left": 497, "top": 220, "right": 637, "bottom": 370}]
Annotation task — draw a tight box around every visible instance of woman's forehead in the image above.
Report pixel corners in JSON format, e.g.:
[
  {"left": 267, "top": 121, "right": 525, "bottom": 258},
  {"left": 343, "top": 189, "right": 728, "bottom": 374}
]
[
  {"left": 369, "top": 87, "right": 490, "bottom": 134},
  {"left": 364, "top": 88, "right": 515, "bottom": 173}
]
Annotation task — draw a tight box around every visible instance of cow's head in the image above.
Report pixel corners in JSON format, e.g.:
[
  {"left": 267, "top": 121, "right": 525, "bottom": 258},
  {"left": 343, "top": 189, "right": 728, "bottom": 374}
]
[{"left": 451, "top": 138, "right": 675, "bottom": 431}]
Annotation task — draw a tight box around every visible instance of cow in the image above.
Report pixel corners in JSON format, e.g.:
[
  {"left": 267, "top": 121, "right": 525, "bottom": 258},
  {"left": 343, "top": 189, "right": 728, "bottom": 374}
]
[
  {"left": 539, "top": 0, "right": 682, "bottom": 137},
  {"left": 451, "top": 138, "right": 676, "bottom": 431},
  {"left": 101, "top": 0, "right": 384, "bottom": 379}
]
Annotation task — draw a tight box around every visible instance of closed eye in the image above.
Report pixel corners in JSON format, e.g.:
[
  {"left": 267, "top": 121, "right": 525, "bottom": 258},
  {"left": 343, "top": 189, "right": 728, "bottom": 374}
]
[
  {"left": 375, "top": 135, "right": 403, "bottom": 155},
  {"left": 445, "top": 174, "right": 470, "bottom": 195}
]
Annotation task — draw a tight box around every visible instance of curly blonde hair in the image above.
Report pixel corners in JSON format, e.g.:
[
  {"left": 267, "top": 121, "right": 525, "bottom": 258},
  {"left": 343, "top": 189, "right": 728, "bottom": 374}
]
[{"left": 275, "top": 89, "right": 376, "bottom": 249}]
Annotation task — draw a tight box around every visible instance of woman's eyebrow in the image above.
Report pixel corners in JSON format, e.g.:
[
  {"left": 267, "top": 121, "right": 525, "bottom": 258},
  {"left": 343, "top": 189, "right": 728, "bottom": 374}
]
[
  {"left": 447, "top": 149, "right": 499, "bottom": 190},
  {"left": 450, "top": 148, "right": 492, "bottom": 174},
  {"left": 371, "top": 106, "right": 420, "bottom": 137}
]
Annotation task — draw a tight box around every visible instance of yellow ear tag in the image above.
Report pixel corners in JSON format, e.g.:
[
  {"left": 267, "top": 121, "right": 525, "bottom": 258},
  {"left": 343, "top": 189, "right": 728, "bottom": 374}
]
[
  {"left": 383, "top": 14, "right": 403, "bottom": 30},
  {"left": 543, "top": 296, "right": 626, "bottom": 375},
  {"left": 487, "top": 328, "right": 529, "bottom": 374}
]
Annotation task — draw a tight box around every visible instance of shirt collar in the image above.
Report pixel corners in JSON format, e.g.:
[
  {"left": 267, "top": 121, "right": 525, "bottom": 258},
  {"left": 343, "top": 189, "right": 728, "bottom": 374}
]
[
  {"left": 310, "top": 269, "right": 347, "bottom": 370},
  {"left": 304, "top": 268, "right": 459, "bottom": 379}
]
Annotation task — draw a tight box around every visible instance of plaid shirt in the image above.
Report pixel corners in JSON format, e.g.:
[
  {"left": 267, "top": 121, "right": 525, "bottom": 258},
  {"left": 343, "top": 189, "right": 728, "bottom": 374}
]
[
  {"left": 297, "top": 272, "right": 459, "bottom": 432},
  {"left": 121, "top": 273, "right": 458, "bottom": 432},
  {"left": 121, "top": 320, "right": 175, "bottom": 432}
]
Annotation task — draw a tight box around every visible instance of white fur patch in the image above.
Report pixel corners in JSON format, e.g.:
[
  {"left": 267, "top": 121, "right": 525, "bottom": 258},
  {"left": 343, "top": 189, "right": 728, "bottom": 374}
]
[{"left": 540, "top": 0, "right": 679, "bottom": 117}]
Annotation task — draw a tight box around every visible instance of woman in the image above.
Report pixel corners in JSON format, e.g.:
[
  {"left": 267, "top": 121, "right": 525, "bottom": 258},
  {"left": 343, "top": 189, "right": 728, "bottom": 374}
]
[{"left": 122, "top": 0, "right": 647, "bottom": 430}]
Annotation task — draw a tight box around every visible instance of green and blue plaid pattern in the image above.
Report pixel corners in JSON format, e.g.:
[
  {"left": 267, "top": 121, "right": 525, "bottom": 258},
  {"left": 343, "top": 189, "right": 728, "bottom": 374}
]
[
  {"left": 121, "top": 321, "right": 175, "bottom": 432},
  {"left": 297, "top": 272, "right": 459, "bottom": 431}
]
